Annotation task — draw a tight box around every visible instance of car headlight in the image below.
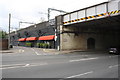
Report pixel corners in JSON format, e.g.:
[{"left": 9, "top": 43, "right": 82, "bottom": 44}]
[{"left": 110, "top": 51, "right": 114, "bottom": 52}]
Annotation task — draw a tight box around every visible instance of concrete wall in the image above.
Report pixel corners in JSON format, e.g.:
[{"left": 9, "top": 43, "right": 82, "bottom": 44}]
[
  {"left": 61, "top": 33, "right": 86, "bottom": 50},
  {"left": 55, "top": 15, "right": 63, "bottom": 50},
  {"left": 61, "top": 30, "right": 120, "bottom": 50}
]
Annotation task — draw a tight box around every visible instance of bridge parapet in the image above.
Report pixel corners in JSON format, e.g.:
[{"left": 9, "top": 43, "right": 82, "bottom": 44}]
[{"left": 63, "top": 0, "right": 120, "bottom": 25}]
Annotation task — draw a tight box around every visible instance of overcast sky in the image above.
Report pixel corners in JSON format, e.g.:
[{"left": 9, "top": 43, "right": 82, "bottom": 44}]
[{"left": 0, "top": 0, "right": 108, "bottom": 32}]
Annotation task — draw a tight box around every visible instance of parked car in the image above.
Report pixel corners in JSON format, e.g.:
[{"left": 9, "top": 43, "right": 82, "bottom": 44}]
[{"left": 109, "top": 47, "right": 120, "bottom": 55}]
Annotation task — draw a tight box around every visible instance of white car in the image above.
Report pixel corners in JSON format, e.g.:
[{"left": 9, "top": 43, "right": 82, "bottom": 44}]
[{"left": 109, "top": 47, "right": 120, "bottom": 55}]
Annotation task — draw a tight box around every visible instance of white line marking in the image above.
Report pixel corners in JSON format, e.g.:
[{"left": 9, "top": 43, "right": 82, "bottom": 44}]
[
  {"left": 66, "top": 71, "right": 93, "bottom": 78},
  {"left": 0, "top": 65, "right": 27, "bottom": 70},
  {"left": 19, "top": 49, "right": 21, "bottom": 53},
  {"left": 109, "top": 55, "right": 118, "bottom": 58},
  {"left": 4, "top": 53, "right": 14, "bottom": 55},
  {"left": 35, "top": 52, "right": 41, "bottom": 55},
  {"left": 22, "top": 50, "right": 24, "bottom": 53},
  {"left": 32, "top": 48, "right": 49, "bottom": 55},
  {"left": 43, "top": 49, "right": 45, "bottom": 51},
  {"left": 69, "top": 57, "right": 98, "bottom": 62},
  {"left": 19, "top": 49, "right": 24, "bottom": 53},
  {"left": 109, "top": 65, "right": 118, "bottom": 68},
  {"left": 31, "top": 48, "right": 41, "bottom": 55},
  {"left": 1, "top": 64, "right": 26, "bottom": 67},
  {"left": 25, "top": 64, "right": 30, "bottom": 66},
  {"left": 0, "top": 63, "right": 48, "bottom": 69},
  {"left": 31, "top": 48, "right": 34, "bottom": 50}
]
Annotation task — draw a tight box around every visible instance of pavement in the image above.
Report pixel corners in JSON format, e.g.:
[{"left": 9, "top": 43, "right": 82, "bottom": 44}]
[
  {"left": 1, "top": 48, "right": 119, "bottom": 79},
  {"left": 0, "top": 46, "right": 107, "bottom": 55}
]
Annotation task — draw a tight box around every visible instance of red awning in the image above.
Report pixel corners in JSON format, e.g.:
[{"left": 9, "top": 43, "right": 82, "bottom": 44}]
[
  {"left": 38, "top": 35, "right": 55, "bottom": 40},
  {"left": 18, "top": 38, "right": 26, "bottom": 41},
  {"left": 26, "top": 37, "right": 37, "bottom": 41}
]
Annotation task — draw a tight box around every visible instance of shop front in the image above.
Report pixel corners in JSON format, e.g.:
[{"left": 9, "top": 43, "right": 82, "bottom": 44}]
[
  {"left": 37, "top": 35, "right": 55, "bottom": 49},
  {"left": 18, "top": 38, "right": 26, "bottom": 46},
  {"left": 25, "top": 37, "right": 38, "bottom": 47}
]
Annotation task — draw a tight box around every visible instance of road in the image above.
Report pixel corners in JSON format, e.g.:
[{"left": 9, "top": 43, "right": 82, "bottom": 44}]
[{"left": 1, "top": 47, "right": 119, "bottom": 80}]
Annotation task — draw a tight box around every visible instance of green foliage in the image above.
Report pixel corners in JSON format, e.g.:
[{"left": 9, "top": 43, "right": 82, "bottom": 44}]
[
  {"left": 0, "top": 30, "right": 7, "bottom": 39},
  {"left": 36, "top": 43, "right": 50, "bottom": 48},
  {"left": 36, "top": 43, "right": 40, "bottom": 47},
  {"left": 26, "top": 43, "right": 32, "bottom": 47},
  {"left": 39, "top": 43, "right": 44, "bottom": 47}
]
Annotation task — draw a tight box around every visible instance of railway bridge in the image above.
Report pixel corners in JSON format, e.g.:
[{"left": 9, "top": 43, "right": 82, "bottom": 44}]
[{"left": 55, "top": 0, "right": 120, "bottom": 50}]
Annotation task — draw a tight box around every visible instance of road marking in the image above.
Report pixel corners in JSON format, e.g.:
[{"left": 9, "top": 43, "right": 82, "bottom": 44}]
[
  {"left": 35, "top": 52, "right": 41, "bottom": 55},
  {"left": 109, "top": 55, "right": 118, "bottom": 58},
  {"left": 69, "top": 57, "right": 98, "bottom": 62},
  {"left": 1, "top": 64, "right": 30, "bottom": 69},
  {"left": 19, "top": 49, "right": 21, "bottom": 53},
  {"left": 19, "top": 49, "right": 24, "bottom": 53},
  {"left": 25, "top": 64, "right": 30, "bottom": 66},
  {"left": 31, "top": 48, "right": 34, "bottom": 50},
  {"left": 43, "top": 49, "right": 46, "bottom": 51},
  {"left": 109, "top": 65, "right": 118, "bottom": 68},
  {"left": 31, "top": 48, "right": 41, "bottom": 55},
  {"left": 22, "top": 50, "right": 24, "bottom": 53},
  {"left": 1, "top": 64, "right": 27, "bottom": 67},
  {"left": 4, "top": 53, "right": 14, "bottom": 55},
  {"left": 66, "top": 71, "right": 93, "bottom": 78},
  {"left": 0, "top": 63, "right": 48, "bottom": 69},
  {"left": 31, "top": 48, "right": 52, "bottom": 55}
]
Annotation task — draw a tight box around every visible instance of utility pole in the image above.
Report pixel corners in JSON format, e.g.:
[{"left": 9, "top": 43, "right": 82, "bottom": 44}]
[
  {"left": 19, "top": 21, "right": 36, "bottom": 29},
  {"left": 8, "top": 13, "right": 11, "bottom": 49},
  {"left": 48, "top": 8, "right": 67, "bottom": 22},
  {"left": 39, "top": 8, "right": 67, "bottom": 22}
]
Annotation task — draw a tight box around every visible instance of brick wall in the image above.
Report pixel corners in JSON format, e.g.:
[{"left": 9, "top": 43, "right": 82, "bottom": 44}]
[{"left": 10, "top": 21, "right": 55, "bottom": 46}]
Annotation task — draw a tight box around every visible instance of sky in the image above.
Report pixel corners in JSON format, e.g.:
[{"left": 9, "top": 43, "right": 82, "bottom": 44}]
[{"left": 0, "top": 0, "right": 108, "bottom": 32}]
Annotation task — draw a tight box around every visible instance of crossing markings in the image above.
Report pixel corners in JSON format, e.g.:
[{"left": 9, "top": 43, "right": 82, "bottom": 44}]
[{"left": 63, "top": 10, "right": 120, "bottom": 24}]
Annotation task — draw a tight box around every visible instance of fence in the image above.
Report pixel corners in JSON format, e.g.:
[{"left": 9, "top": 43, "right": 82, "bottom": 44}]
[{"left": 0, "top": 39, "right": 8, "bottom": 50}]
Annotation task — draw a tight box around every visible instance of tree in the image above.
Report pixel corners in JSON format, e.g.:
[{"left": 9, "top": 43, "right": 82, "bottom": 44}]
[{"left": 0, "top": 30, "right": 7, "bottom": 39}]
